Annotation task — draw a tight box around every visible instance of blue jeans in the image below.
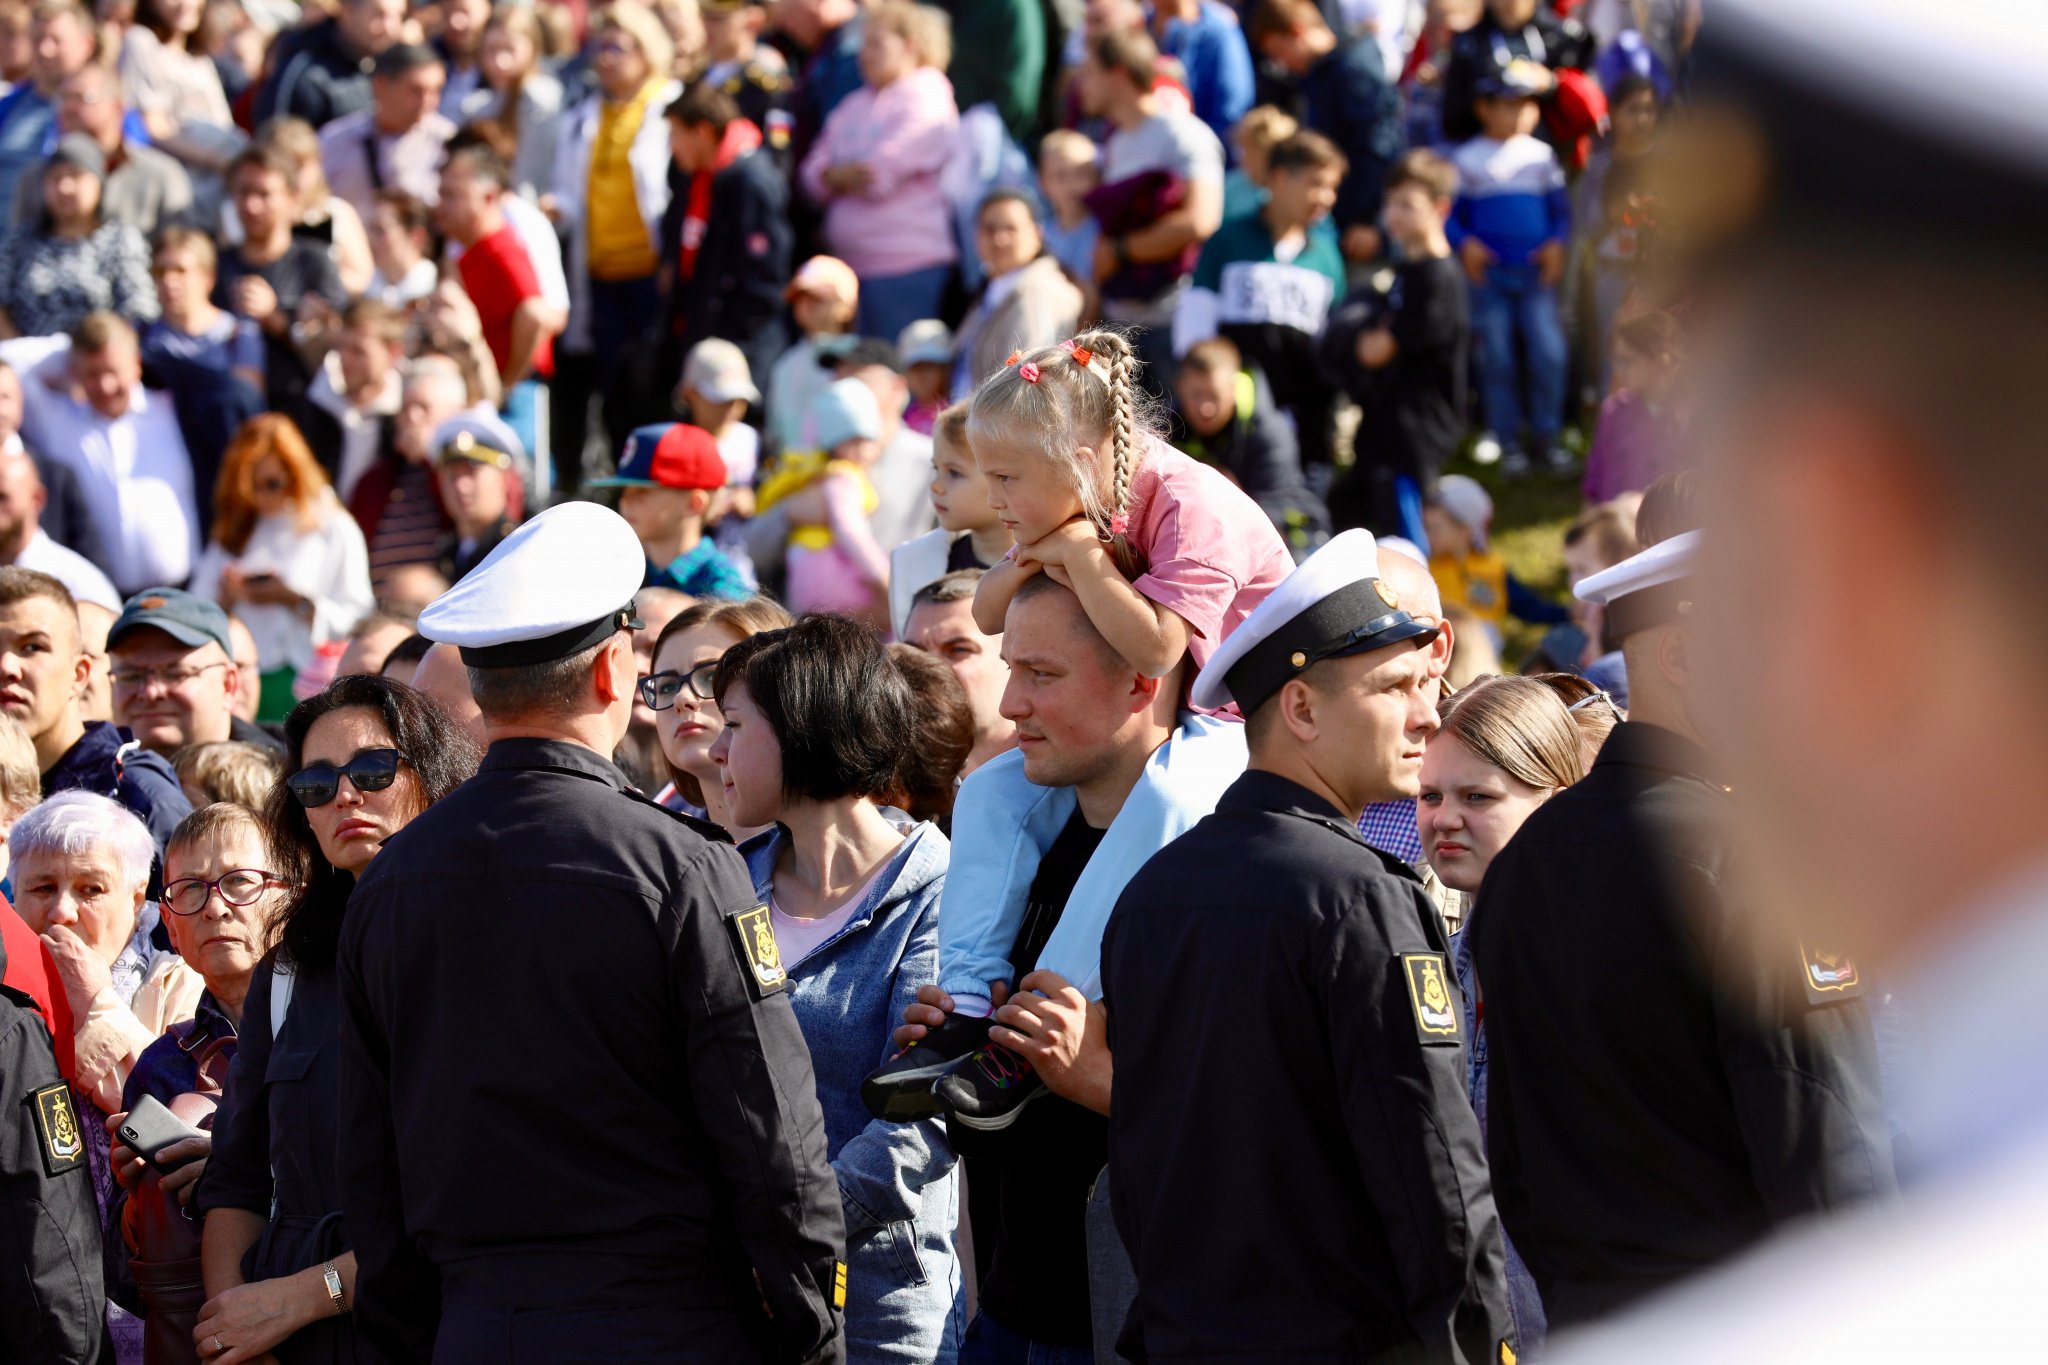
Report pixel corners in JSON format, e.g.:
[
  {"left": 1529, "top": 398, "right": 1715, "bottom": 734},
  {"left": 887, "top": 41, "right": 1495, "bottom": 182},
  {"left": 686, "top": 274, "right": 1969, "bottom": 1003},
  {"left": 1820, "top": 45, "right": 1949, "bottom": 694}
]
[
  {"left": 856, "top": 263, "right": 954, "bottom": 343},
  {"left": 1470, "top": 263, "right": 1567, "bottom": 445},
  {"left": 957, "top": 1311, "right": 1094, "bottom": 1365},
  {"left": 937, "top": 716, "right": 1247, "bottom": 1003}
]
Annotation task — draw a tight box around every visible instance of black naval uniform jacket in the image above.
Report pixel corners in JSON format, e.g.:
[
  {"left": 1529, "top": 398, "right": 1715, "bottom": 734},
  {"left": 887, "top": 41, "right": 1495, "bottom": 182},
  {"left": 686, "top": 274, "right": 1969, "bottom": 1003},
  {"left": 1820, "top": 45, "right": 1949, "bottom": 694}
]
[
  {"left": 1103, "top": 770, "right": 1515, "bottom": 1365},
  {"left": 1, "top": 948, "right": 109, "bottom": 1365},
  {"left": 336, "top": 738, "right": 846, "bottom": 1363},
  {"left": 1470, "top": 722, "right": 1895, "bottom": 1327}
]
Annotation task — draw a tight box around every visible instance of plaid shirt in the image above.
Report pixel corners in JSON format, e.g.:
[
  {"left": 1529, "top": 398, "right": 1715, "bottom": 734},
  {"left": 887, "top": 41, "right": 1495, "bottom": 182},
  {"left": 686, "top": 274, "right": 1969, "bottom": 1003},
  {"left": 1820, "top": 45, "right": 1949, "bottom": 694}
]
[{"left": 1358, "top": 799, "right": 1423, "bottom": 865}]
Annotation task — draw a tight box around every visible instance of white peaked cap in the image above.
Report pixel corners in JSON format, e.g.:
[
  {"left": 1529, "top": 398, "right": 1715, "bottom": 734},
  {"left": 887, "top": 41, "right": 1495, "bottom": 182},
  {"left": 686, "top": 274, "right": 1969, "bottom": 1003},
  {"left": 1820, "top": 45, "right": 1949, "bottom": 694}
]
[
  {"left": 418, "top": 501, "right": 647, "bottom": 665},
  {"left": 1191, "top": 529, "right": 1437, "bottom": 714}
]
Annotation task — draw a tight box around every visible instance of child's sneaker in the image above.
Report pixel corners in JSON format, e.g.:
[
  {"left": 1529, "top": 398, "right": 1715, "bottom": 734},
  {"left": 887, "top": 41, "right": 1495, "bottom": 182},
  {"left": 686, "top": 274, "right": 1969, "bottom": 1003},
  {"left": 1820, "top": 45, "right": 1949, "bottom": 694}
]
[
  {"left": 1499, "top": 446, "right": 1533, "bottom": 478},
  {"left": 933, "top": 1042, "right": 1049, "bottom": 1131},
  {"left": 1544, "top": 441, "right": 1577, "bottom": 475},
  {"left": 860, "top": 1014, "right": 994, "bottom": 1122},
  {"left": 1471, "top": 432, "right": 1504, "bottom": 466}
]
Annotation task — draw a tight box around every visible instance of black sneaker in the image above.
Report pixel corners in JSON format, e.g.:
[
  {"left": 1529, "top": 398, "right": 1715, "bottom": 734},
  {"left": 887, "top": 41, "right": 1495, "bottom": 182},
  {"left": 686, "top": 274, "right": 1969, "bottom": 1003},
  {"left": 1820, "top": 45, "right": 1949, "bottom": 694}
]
[
  {"left": 860, "top": 1014, "right": 993, "bottom": 1122},
  {"left": 933, "top": 1042, "right": 1048, "bottom": 1131}
]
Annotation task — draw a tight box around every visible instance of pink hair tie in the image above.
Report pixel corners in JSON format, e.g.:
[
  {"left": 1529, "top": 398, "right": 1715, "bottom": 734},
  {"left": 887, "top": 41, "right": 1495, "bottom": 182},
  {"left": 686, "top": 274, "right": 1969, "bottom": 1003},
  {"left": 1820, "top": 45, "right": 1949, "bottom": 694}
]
[
  {"left": 1108, "top": 512, "right": 1130, "bottom": 536},
  {"left": 1018, "top": 362, "right": 1041, "bottom": 383}
]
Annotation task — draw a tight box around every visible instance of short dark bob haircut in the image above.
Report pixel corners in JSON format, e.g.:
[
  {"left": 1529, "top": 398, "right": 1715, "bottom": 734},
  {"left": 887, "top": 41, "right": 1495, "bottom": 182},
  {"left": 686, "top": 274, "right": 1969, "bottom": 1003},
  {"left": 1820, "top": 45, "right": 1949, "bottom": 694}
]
[
  {"left": 263, "top": 674, "right": 482, "bottom": 970},
  {"left": 713, "top": 614, "right": 911, "bottom": 804}
]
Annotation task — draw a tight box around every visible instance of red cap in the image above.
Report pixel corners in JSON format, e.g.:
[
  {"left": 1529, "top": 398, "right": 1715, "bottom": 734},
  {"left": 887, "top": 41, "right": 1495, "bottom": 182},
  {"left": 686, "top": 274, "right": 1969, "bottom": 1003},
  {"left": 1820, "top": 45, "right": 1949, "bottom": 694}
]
[{"left": 592, "top": 423, "right": 729, "bottom": 491}]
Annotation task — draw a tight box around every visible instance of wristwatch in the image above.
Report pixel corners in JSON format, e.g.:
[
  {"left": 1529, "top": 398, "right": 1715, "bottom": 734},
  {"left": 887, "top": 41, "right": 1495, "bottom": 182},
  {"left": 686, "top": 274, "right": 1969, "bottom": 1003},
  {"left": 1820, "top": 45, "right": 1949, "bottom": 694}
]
[{"left": 321, "top": 1261, "right": 347, "bottom": 1314}]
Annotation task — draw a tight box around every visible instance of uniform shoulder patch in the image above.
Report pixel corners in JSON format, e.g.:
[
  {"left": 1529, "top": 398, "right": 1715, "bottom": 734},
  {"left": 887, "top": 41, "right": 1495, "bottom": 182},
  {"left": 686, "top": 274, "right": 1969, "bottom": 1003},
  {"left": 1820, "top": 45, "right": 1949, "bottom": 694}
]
[
  {"left": 832, "top": 1260, "right": 848, "bottom": 1309},
  {"left": 1500, "top": 1341, "right": 1517, "bottom": 1365},
  {"left": 728, "top": 904, "right": 787, "bottom": 999},
  {"left": 29, "top": 1081, "right": 84, "bottom": 1176},
  {"left": 1400, "top": 953, "right": 1462, "bottom": 1045},
  {"left": 1798, "top": 942, "right": 1863, "bottom": 1005}
]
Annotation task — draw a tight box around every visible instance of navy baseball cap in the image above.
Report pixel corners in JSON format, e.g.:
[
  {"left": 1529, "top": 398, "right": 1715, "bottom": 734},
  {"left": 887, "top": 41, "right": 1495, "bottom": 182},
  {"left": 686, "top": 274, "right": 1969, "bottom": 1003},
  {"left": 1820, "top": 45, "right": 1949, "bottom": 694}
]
[{"left": 108, "top": 587, "right": 233, "bottom": 654}]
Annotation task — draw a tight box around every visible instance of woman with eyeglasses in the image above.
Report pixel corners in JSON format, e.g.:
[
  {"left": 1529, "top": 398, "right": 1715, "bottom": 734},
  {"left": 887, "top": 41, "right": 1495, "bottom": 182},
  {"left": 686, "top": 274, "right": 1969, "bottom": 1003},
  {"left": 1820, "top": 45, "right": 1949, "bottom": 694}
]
[
  {"left": 642, "top": 596, "right": 791, "bottom": 832},
  {"left": 195, "top": 675, "right": 478, "bottom": 1365},
  {"left": 190, "top": 415, "right": 373, "bottom": 722},
  {"left": 106, "top": 801, "right": 291, "bottom": 1364},
  {"left": 1415, "top": 674, "right": 1590, "bottom": 1356}
]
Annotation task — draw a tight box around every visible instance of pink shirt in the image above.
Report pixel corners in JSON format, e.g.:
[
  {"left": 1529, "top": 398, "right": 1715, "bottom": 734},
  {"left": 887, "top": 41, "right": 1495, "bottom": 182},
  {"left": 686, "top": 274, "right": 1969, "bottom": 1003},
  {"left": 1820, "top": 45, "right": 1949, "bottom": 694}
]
[
  {"left": 798, "top": 65, "right": 961, "bottom": 278},
  {"left": 770, "top": 863, "right": 885, "bottom": 965},
  {"left": 1124, "top": 440, "right": 1293, "bottom": 672}
]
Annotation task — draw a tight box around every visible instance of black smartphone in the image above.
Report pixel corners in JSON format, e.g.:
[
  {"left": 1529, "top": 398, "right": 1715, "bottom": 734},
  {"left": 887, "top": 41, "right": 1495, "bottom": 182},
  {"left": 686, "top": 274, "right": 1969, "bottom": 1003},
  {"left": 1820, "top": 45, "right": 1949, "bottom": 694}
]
[{"left": 117, "top": 1095, "right": 205, "bottom": 1174}]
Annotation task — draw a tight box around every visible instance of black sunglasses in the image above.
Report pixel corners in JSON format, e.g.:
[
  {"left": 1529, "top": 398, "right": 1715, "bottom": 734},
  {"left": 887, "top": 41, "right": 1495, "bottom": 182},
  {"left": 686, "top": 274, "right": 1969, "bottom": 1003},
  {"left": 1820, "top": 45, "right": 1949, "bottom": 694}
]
[
  {"left": 638, "top": 661, "right": 719, "bottom": 711},
  {"left": 286, "top": 748, "right": 406, "bottom": 808}
]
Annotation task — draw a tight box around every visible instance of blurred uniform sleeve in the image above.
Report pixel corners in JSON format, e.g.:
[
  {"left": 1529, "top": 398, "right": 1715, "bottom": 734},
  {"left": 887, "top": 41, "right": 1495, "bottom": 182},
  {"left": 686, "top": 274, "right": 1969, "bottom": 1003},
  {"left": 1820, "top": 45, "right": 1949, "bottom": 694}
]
[
  {"left": 1709, "top": 875, "right": 1898, "bottom": 1216},
  {"left": 675, "top": 848, "right": 847, "bottom": 1365}
]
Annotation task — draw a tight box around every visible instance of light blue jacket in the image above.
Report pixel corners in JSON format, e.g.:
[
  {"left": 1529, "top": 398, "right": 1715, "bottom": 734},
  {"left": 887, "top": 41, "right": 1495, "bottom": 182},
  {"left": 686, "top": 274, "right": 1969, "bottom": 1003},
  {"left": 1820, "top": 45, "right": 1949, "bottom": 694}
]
[{"left": 744, "top": 817, "right": 964, "bottom": 1364}]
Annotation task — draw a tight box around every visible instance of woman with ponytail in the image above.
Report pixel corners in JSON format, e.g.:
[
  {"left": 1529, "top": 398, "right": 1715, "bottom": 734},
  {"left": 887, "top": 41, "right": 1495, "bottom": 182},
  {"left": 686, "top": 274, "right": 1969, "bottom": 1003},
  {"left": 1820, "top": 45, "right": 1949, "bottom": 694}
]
[{"left": 861, "top": 326, "right": 1294, "bottom": 1129}]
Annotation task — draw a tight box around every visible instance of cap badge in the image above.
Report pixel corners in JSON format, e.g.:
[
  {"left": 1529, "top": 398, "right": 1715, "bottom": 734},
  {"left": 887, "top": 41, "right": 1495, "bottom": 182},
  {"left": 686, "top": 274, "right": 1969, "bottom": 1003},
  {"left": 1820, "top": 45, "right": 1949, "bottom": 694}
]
[
  {"left": 452, "top": 431, "right": 475, "bottom": 451},
  {"left": 138, "top": 596, "right": 167, "bottom": 610},
  {"left": 1373, "top": 579, "right": 1400, "bottom": 609}
]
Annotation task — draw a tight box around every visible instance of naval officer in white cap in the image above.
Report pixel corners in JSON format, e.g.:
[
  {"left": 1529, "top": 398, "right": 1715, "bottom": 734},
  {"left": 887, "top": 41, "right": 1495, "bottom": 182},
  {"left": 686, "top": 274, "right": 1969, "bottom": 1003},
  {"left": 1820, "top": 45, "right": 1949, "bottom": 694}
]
[
  {"left": 332, "top": 501, "right": 848, "bottom": 1365},
  {"left": 1100, "top": 530, "right": 1517, "bottom": 1364},
  {"left": 1471, "top": 520, "right": 1892, "bottom": 1331}
]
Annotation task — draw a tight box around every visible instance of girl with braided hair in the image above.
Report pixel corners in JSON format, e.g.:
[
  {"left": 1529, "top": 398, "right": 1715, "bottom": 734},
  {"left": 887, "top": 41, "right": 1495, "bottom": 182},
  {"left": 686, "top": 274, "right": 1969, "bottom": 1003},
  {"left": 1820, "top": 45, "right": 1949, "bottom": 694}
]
[{"left": 862, "top": 326, "right": 1293, "bottom": 1129}]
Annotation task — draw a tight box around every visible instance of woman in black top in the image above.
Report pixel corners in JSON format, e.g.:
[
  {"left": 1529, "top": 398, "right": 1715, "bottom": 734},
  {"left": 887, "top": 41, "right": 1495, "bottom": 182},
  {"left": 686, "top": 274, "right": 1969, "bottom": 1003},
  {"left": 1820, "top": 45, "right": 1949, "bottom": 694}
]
[{"left": 195, "top": 675, "right": 479, "bottom": 1363}]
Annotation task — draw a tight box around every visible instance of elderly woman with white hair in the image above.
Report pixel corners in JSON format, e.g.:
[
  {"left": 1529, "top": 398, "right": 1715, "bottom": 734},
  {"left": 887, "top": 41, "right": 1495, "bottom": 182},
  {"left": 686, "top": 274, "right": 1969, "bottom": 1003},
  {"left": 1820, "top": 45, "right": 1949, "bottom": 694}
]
[{"left": 10, "top": 790, "right": 203, "bottom": 1120}]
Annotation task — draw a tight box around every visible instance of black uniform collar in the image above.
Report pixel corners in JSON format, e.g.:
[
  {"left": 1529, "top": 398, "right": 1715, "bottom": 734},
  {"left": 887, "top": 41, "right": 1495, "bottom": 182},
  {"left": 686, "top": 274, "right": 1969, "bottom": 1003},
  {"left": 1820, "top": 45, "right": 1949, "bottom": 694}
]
[
  {"left": 1225, "top": 770, "right": 1427, "bottom": 882},
  {"left": 1592, "top": 721, "right": 1729, "bottom": 792},
  {"left": 479, "top": 737, "right": 633, "bottom": 791}
]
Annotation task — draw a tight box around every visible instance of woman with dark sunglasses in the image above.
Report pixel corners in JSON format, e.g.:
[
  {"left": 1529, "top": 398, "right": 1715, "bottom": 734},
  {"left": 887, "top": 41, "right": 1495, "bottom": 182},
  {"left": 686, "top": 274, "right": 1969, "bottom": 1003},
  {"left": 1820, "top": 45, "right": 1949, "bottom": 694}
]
[{"left": 194, "top": 674, "right": 478, "bottom": 1365}]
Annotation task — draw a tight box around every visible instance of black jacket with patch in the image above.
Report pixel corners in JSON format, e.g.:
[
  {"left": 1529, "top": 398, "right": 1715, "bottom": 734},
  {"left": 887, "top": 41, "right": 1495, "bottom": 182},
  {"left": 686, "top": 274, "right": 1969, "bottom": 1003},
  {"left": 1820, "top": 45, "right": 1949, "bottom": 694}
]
[
  {"left": 1104, "top": 770, "right": 1515, "bottom": 1363},
  {"left": 1471, "top": 722, "right": 1896, "bottom": 1325},
  {"left": 0, "top": 938, "right": 111, "bottom": 1365}
]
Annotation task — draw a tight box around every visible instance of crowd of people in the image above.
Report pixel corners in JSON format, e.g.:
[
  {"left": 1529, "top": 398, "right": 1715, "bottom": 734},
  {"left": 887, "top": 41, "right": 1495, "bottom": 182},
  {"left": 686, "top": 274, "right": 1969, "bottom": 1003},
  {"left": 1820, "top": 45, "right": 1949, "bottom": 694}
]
[{"left": 10, "top": 0, "right": 2042, "bottom": 1362}]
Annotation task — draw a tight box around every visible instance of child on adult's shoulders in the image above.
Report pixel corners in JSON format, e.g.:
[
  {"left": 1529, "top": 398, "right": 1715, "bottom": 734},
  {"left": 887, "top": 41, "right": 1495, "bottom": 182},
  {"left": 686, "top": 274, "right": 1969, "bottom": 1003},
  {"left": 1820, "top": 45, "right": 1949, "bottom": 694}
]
[
  {"left": 889, "top": 400, "right": 1011, "bottom": 637},
  {"left": 589, "top": 421, "right": 749, "bottom": 600}
]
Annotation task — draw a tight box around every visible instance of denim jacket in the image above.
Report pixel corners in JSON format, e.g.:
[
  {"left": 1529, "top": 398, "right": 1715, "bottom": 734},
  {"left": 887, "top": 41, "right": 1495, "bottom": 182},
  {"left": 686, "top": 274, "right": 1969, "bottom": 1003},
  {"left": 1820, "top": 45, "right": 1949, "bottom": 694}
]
[{"left": 744, "top": 817, "right": 964, "bottom": 1363}]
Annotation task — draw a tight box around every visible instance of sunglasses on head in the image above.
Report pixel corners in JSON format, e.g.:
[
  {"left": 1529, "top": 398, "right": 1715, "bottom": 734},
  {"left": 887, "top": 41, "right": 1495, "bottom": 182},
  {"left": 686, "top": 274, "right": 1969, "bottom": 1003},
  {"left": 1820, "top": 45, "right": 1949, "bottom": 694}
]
[{"left": 286, "top": 748, "right": 406, "bottom": 808}]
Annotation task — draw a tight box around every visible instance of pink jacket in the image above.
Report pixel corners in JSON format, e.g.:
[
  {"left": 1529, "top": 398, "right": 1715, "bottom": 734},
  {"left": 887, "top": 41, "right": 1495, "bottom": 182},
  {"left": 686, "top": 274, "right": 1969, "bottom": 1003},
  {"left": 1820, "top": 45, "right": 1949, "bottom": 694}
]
[{"left": 799, "top": 65, "right": 960, "bottom": 278}]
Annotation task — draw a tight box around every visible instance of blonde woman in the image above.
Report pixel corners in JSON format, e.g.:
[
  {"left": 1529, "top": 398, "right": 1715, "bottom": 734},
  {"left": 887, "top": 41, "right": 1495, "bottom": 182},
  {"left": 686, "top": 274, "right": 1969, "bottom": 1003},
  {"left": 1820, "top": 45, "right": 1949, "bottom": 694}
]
[
  {"left": 549, "top": 2, "right": 678, "bottom": 384},
  {"left": 1416, "top": 673, "right": 1586, "bottom": 1355}
]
